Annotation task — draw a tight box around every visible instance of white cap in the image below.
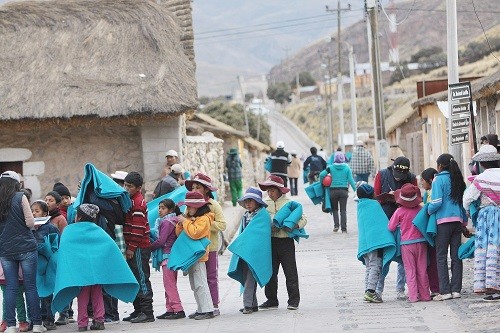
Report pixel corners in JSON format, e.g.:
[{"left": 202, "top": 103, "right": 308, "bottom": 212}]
[
  {"left": 276, "top": 141, "right": 285, "bottom": 149},
  {"left": 356, "top": 140, "right": 365, "bottom": 146},
  {"left": 0, "top": 171, "right": 20, "bottom": 183},
  {"left": 165, "top": 149, "right": 178, "bottom": 157},
  {"left": 171, "top": 164, "right": 183, "bottom": 174},
  {"left": 110, "top": 170, "right": 128, "bottom": 180}
]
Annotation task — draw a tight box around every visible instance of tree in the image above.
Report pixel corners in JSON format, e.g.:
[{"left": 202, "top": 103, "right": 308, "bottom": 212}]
[
  {"left": 267, "top": 82, "right": 291, "bottom": 104},
  {"left": 290, "top": 71, "right": 316, "bottom": 88}
]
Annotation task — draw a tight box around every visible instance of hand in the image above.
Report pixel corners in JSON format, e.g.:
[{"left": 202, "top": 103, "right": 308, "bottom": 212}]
[
  {"left": 462, "top": 227, "right": 472, "bottom": 238},
  {"left": 177, "top": 215, "right": 185, "bottom": 225},
  {"left": 126, "top": 249, "right": 134, "bottom": 260}
]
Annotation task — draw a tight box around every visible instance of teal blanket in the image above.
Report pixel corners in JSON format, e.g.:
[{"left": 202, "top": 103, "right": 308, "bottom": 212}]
[
  {"left": 458, "top": 235, "right": 475, "bottom": 259},
  {"left": 357, "top": 199, "right": 396, "bottom": 276},
  {"left": 51, "top": 222, "right": 139, "bottom": 313},
  {"left": 36, "top": 233, "right": 59, "bottom": 297},
  {"left": 227, "top": 208, "right": 272, "bottom": 288},
  {"left": 67, "top": 163, "right": 132, "bottom": 223},
  {"left": 147, "top": 186, "right": 188, "bottom": 225},
  {"left": 305, "top": 181, "right": 323, "bottom": 205},
  {"left": 167, "top": 231, "right": 211, "bottom": 271},
  {"left": 273, "top": 201, "right": 309, "bottom": 242},
  {"left": 412, "top": 203, "right": 437, "bottom": 247}
]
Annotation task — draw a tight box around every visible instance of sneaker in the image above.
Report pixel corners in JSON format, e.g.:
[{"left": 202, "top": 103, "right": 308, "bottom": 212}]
[
  {"left": 4, "top": 327, "right": 17, "bottom": 333},
  {"left": 188, "top": 312, "right": 200, "bottom": 319},
  {"left": 364, "top": 291, "right": 383, "bottom": 303},
  {"left": 239, "top": 306, "right": 258, "bottom": 313},
  {"left": 193, "top": 312, "right": 214, "bottom": 320},
  {"left": 156, "top": 312, "right": 174, "bottom": 320},
  {"left": 242, "top": 307, "right": 254, "bottom": 314},
  {"left": 19, "top": 322, "right": 30, "bottom": 332},
  {"left": 78, "top": 328, "right": 87, "bottom": 332},
  {"left": 55, "top": 315, "right": 69, "bottom": 325},
  {"left": 396, "top": 290, "right": 407, "bottom": 300},
  {"left": 67, "top": 316, "right": 75, "bottom": 324},
  {"left": 258, "top": 301, "right": 278, "bottom": 310},
  {"left": 430, "top": 292, "right": 439, "bottom": 298},
  {"left": 165, "top": 311, "right": 185, "bottom": 320},
  {"left": 287, "top": 304, "right": 298, "bottom": 310},
  {"left": 89, "top": 320, "right": 105, "bottom": 330},
  {"left": 33, "top": 324, "right": 48, "bottom": 333},
  {"left": 122, "top": 312, "right": 138, "bottom": 322},
  {"left": 451, "top": 292, "right": 461, "bottom": 299},
  {"left": 433, "top": 293, "right": 452, "bottom": 301},
  {"left": 483, "top": 293, "right": 500, "bottom": 302},
  {"left": 104, "top": 318, "right": 120, "bottom": 324},
  {"left": 129, "top": 313, "right": 155, "bottom": 323},
  {"left": 333, "top": 227, "right": 339, "bottom": 233},
  {"left": 0, "top": 321, "right": 7, "bottom": 333},
  {"left": 43, "top": 321, "right": 57, "bottom": 330},
  {"left": 213, "top": 308, "right": 220, "bottom": 316}
]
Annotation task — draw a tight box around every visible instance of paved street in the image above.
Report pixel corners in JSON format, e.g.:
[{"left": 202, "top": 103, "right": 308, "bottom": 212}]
[{"left": 13, "top": 185, "right": 497, "bottom": 333}]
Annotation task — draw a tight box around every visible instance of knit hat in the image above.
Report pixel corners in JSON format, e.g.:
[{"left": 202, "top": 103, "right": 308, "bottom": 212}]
[
  {"left": 258, "top": 175, "right": 290, "bottom": 194},
  {"left": 394, "top": 183, "right": 422, "bottom": 208},
  {"left": 78, "top": 203, "right": 100, "bottom": 220},
  {"left": 0, "top": 171, "right": 20, "bottom": 183},
  {"left": 46, "top": 191, "right": 62, "bottom": 204},
  {"left": 356, "top": 184, "right": 374, "bottom": 199},
  {"left": 53, "top": 182, "right": 71, "bottom": 197},
  {"left": 185, "top": 173, "right": 218, "bottom": 192},
  {"left": 237, "top": 187, "right": 268, "bottom": 208},
  {"left": 334, "top": 153, "right": 346, "bottom": 163},
  {"left": 178, "top": 191, "right": 209, "bottom": 208}
]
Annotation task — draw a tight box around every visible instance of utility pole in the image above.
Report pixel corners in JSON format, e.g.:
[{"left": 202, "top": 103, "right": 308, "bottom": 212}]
[
  {"left": 326, "top": 1, "right": 350, "bottom": 151},
  {"left": 296, "top": 72, "right": 301, "bottom": 101},
  {"left": 237, "top": 75, "right": 250, "bottom": 136},
  {"left": 349, "top": 45, "right": 358, "bottom": 146},
  {"left": 446, "top": 0, "right": 463, "bottom": 166}
]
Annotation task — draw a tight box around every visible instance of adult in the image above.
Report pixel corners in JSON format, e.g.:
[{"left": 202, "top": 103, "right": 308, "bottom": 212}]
[
  {"left": 225, "top": 148, "right": 243, "bottom": 207},
  {"left": 481, "top": 134, "right": 499, "bottom": 153},
  {"left": 163, "top": 150, "right": 179, "bottom": 176},
  {"left": 319, "top": 153, "right": 356, "bottom": 233},
  {"left": 303, "top": 147, "right": 327, "bottom": 184},
  {"left": 428, "top": 154, "right": 467, "bottom": 301},
  {"left": 373, "top": 156, "right": 417, "bottom": 300},
  {"left": 0, "top": 171, "right": 46, "bottom": 333},
  {"left": 153, "top": 164, "right": 183, "bottom": 199},
  {"left": 110, "top": 170, "right": 128, "bottom": 187},
  {"left": 268, "top": 141, "right": 292, "bottom": 187},
  {"left": 350, "top": 140, "right": 375, "bottom": 182},
  {"left": 463, "top": 145, "right": 500, "bottom": 301},
  {"left": 287, "top": 150, "right": 302, "bottom": 196}
]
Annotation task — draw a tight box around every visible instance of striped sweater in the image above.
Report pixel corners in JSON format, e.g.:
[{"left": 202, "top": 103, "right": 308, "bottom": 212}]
[{"left": 123, "top": 191, "right": 151, "bottom": 251}]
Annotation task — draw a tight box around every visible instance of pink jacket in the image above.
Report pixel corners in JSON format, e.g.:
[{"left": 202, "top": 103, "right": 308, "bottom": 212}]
[{"left": 388, "top": 206, "right": 425, "bottom": 244}]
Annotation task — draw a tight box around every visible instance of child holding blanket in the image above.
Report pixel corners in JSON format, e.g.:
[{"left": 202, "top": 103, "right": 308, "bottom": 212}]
[
  {"left": 227, "top": 188, "right": 272, "bottom": 314},
  {"left": 258, "top": 175, "right": 307, "bottom": 311},
  {"left": 176, "top": 191, "right": 215, "bottom": 320},
  {"left": 150, "top": 199, "right": 185, "bottom": 320}
]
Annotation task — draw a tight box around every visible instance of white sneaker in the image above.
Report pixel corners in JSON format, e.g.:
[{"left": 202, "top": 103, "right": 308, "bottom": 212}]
[
  {"left": 433, "top": 293, "right": 452, "bottom": 301},
  {"left": 5, "top": 326, "right": 17, "bottom": 333},
  {"left": 396, "top": 290, "right": 407, "bottom": 300},
  {"left": 451, "top": 292, "right": 461, "bottom": 299},
  {"left": 32, "top": 324, "right": 47, "bottom": 333}
]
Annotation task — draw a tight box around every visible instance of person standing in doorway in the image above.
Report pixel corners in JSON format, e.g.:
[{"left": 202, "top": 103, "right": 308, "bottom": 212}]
[
  {"left": 287, "top": 151, "right": 301, "bottom": 196},
  {"left": 225, "top": 148, "right": 243, "bottom": 207}
]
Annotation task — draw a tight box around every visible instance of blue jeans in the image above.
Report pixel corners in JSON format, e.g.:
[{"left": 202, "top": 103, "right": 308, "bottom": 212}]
[
  {"left": 375, "top": 261, "right": 406, "bottom": 294},
  {"left": 0, "top": 251, "right": 41, "bottom": 327}
]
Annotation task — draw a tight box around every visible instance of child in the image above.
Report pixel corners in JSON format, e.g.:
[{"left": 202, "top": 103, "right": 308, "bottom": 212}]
[
  {"left": 176, "top": 191, "right": 215, "bottom": 320},
  {"left": 257, "top": 175, "right": 307, "bottom": 310},
  {"left": 122, "top": 172, "right": 155, "bottom": 323},
  {"left": 45, "top": 191, "right": 68, "bottom": 233},
  {"left": 150, "top": 199, "right": 185, "bottom": 320},
  {"left": 420, "top": 168, "right": 439, "bottom": 298},
  {"left": 52, "top": 183, "right": 72, "bottom": 221},
  {"left": 227, "top": 187, "right": 272, "bottom": 314},
  {"left": 0, "top": 265, "right": 29, "bottom": 332},
  {"left": 356, "top": 184, "right": 396, "bottom": 303},
  {"left": 388, "top": 184, "right": 431, "bottom": 302},
  {"left": 185, "top": 173, "right": 226, "bottom": 316},
  {"left": 31, "top": 200, "right": 60, "bottom": 330}
]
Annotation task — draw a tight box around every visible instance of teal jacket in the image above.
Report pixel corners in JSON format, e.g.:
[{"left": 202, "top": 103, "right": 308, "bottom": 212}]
[
  {"left": 427, "top": 171, "right": 467, "bottom": 225},
  {"left": 320, "top": 163, "right": 356, "bottom": 191}
]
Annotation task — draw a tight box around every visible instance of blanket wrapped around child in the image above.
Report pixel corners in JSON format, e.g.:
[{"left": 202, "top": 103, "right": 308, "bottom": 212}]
[
  {"left": 412, "top": 203, "right": 437, "bottom": 247},
  {"left": 167, "top": 231, "right": 211, "bottom": 272},
  {"left": 357, "top": 198, "right": 396, "bottom": 276},
  {"left": 273, "top": 201, "right": 309, "bottom": 242},
  {"left": 36, "top": 233, "right": 59, "bottom": 297},
  {"left": 51, "top": 222, "right": 139, "bottom": 313},
  {"left": 227, "top": 208, "right": 272, "bottom": 288}
]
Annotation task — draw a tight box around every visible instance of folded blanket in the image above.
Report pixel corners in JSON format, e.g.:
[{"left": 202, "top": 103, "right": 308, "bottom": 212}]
[
  {"left": 357, "top": 198, "right": 397, "bottom": 276},
  {"left": 167, "top": 231, "right": 211, "bottom": 271},
  {"left": 412, "top": 203, "right": 437, "bottom": 247},
  {"left": 323, "top": 187, "right": 332, "bottom": 213},
  {"left": 67, "top": 163, "right": 132, "bottom": 223},
  {"left": 305, "top": 182, "right": 323, "bottom": 205},
  {"left": 147, "top": 186, "right": 188, "bottom": 225},
  {"left": 36, "top": 233, "right": 59, "bottom": 297},
  {"left": 227, "top": 208, "right": 272, "bottom": 288},
  {"left": 273, "top": 201, "right": 309, "bottom": 242},
  {"left": 52, "top": 222, "right": 139, "bottom": 313},
  {"left": 458, "top": 235, "right": 475, "bottom": 259}
]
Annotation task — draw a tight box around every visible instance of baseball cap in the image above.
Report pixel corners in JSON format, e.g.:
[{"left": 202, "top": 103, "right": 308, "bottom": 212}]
[
  {"left": 0, "top": 171, "right": 21, "bottom": 183},
  {"left": 170, "top": 164, "right": 183, "bottom": 174},
  {"left": 392, "top": 156, "right": 410, "bottom": 179},
  {"left": 276, "top": 141, "right": 285, "bottom": 149},
  {"left": 165, "top": 150, "right": 178, "bottom": 157}
]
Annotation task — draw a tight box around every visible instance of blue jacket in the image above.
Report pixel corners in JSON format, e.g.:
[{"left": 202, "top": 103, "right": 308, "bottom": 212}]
[
  {"left": 427, "top": 171, "right": 467, "bottom": 225},
  {"left": 319, "top": 163, "right": 356, "bottom": 191}
]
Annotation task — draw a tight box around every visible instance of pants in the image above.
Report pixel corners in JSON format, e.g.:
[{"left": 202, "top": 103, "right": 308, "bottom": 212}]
[
  {"left": 264, "top": 237, "right": 300, "bottom": 307},
  {"left": 355, "top": 173, "right": 370, "bottom": 182},
  {"left": 40, "top": 296, "right": 54, "bottom": 322},
  {"left": 376, "top": 261, "right": 406, "bottom": 294},
  {"left": 242, "top": 262, "right": 258, "bottom": 308},
  {"left": 103, "top": 291, "right": 119, "bottom": 321},
  {"left": 229, "top": 179, "right": 243, "bottom": 206},
  {"left": 77, "top": 285, "right": 104, "bottom": 328},
  {"left": 288, "top": 178, "right": 298, "bottom": 196},
  {"left": 427, "top": 245, "right": 440, "bottom": 293},
  {"left": 1, "top": 285, "right": 26, "bottom": 322},
  {"left": 206, "top": 251, "right": 219, "bottom": 307},
  {"left": 435, "top": 222, "right": 463, "bottom": 294},
  {"left": 127, "top": 248, "right": 154, "bottom": 315},
  {"left": 161, "top": 260, "right": 183, "bottom": 313},
  {"left": 329, "top": 188, "right": 349, "bottom": 231},
  {"left": 363, "top": 251, "right": 382, "bottom": 291},
  {"left": 188, "top": 261, "right": 213, "bottom": 314},
  {"left": 0, "top": 250, "right": 41, "bottom": 327},
  {"left": 401, "top": 243, "right": 431, "bottom": 302},
  {"left": 307, "top": 171, "right": 320, "bottom": 184}
]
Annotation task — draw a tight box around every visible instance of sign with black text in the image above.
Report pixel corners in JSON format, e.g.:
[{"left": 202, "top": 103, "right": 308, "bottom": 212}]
[{"left": 448, "top": 82, "right": 472, "bottom": 146}]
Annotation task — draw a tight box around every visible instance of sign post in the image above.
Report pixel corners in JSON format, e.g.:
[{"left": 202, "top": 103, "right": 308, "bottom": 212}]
[{"left": 448, "top": 82, "right": 472, "bottom": 146}]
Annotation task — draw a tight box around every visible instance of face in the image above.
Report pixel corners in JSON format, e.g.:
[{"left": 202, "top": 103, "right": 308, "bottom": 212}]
[
  {"left": 420, "top": 178, "right": 432, "bottom": 191},
  {"left": 187, "top": 206, "right": 197, "bottom": 216},
  {"left": 45, "top": 195, "right": 59, "bottom": 212},
  {"left": 124, "top": 182, "right": 141, "bottom": 197},
  {"left": 59, "top": 195, "right": 71, "bottom": 208},
  {"left": 244, "top": 199, "right": 260, "bottom": 212},
  {"left": 267, "top": 187, "right": 282, "bottom": 202},
  {"left": 166, "top": 156, "right": 178, "bottom": 167},
  {"left": 191, "top": 183, "right": 210, "bottom": 196},
  {"left": 158, "top": 203, "right": 169, "bottom": 218},
  {"left": 31, "top": 204, "right": 47, "bottom": 218}
]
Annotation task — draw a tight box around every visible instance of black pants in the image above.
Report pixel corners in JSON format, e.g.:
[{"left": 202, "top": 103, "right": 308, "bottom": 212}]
[
  {"left": 329, "top": 188, "right": 349, "bottom": 231},
  {"left": 264, "top": 237, "right": 300, "bottom": 307},
  {"left": 435, "top": 222, "right": 463, "bottom": 294},
  {"left": 103, "top": 291, "right": 119, "bottom": 321},
  {"left": 288, "top": 178, "right": 298, "bottom": 196},
  {"left": 127, "top": 248, "right": 154, "bottom": 315}
]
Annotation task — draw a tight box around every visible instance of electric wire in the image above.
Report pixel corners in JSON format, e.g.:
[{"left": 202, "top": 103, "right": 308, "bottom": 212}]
[
  {"left": 470, "top": 0, "right": 500, "bottom": 63},
  {"left": 380, "top": 0, "right": 416, "bottom": 26}
]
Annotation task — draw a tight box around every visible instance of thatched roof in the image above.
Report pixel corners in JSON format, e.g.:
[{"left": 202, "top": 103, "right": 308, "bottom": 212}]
[
  {"left": 385, "top": 100, "right": 416, "bottom": 135},
  {"left": 0, "top": 0, "right": 197, "bottom": 121}
]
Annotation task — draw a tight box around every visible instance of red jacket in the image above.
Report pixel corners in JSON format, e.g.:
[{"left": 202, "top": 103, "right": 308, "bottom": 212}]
[{"left": 123, "top": 192, "right": 151, "bottom": 252}]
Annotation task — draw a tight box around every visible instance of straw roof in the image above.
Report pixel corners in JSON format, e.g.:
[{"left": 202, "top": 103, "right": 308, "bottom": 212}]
[{"left": 0, "top": 0, "right": 197, "bottom": 121}]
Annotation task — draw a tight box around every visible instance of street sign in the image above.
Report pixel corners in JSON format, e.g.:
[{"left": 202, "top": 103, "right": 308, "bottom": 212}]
[
  {"left": 450, "top": 84, "right": 471, "bottom": 101},
  {"left": 448, "top": 82, "right": 472, "bottom": 146},
  {"left": 451, "top": 131, "right": 469, "bottom": 145}
]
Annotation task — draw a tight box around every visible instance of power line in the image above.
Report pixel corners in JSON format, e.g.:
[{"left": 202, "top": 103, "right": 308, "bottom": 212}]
[
  {"left": 391, "top": 7, "right": 500, "bottom": 14},
  {"left": 380, "top": 0, "right": 416, "bottom": 26},
  {"left": 470, "top": 0, "right": 500, "bottom": 63}
]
